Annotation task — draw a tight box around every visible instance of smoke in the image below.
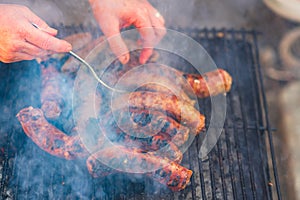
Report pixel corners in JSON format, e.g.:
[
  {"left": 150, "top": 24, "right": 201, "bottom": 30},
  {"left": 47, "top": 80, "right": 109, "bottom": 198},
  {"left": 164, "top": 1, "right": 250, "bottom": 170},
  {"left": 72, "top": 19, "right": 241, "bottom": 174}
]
[
  {"left": 152, "top": 0, "right": 262, "bottom": 29},
  {"left": 0, "top": 0, "right": 248, "bottom": 198},
  {"left": 2, "top": 0, "right": 264, "bottom": 29},
  {"left": 1, "top": 57, "right": 174, "bottom": 198}
]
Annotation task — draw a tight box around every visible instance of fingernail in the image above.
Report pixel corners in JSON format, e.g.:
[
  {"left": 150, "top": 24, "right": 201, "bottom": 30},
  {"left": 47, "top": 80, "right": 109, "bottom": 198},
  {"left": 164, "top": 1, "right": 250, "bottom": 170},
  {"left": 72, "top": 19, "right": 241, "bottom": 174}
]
[
  {"left": 48, "top": 27, "right": 58, "bottom": 35},
  {"left": 139, "top": 56, "right": 148, "bottom": 64},
  {"left": 66, "top": 44, "right": 72, "bottom": 52},
  {"left": 43, "top": 27, "right": 58, "bottom": 36},
  {"left": 120, "top": 54, "right": 129, "bottom": 64}
]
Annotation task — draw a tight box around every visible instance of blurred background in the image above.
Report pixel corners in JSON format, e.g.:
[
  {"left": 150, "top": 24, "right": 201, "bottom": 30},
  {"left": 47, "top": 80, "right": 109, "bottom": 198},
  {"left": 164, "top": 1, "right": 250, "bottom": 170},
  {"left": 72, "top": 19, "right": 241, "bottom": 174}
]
[{"left": 1, "top": 0, "right": 300, "bottom": 199}]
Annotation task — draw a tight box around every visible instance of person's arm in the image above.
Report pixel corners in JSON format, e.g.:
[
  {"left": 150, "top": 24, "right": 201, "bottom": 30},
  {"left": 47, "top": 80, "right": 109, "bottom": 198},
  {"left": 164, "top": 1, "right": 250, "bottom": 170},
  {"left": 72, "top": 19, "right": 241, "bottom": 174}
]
[
  {"left": 89, "top": 0, "right": 166, "bottom": 64},
  {"left": 0, "top": 4, "right": 72, "bottom": 63}
]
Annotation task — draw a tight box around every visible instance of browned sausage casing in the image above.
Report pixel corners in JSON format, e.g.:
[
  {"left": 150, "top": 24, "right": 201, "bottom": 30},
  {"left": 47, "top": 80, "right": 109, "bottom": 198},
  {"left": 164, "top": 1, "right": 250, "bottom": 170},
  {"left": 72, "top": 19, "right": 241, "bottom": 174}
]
[
  {"left": 183, "top": 69, "right": 232, "bottom": 98},
  {"left": 103, "top": 61, "right": 232, "bottom": 100},
  {"left": 101, "top": 110, "right": 184, "bottom": 163},
  {"left": 113, "top": 91, "right": 205, "bottom": 134},
  {"left": 86, "top": 146, "right": 192, "bottom": 191},
  {"left": 40, "top": 62, "right": 64, "bottom": 119},
  {"left": 112, "top": 108, "right": 190, "bottom": 147},
  {"left": 17, "top": 107, "right": 89, "bottom": 159}
]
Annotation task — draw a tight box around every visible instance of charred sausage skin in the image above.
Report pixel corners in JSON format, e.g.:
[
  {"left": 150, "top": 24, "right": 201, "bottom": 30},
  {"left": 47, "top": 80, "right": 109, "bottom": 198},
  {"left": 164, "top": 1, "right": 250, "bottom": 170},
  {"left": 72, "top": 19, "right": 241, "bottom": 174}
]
[
  {"left": 113, "top": 91, "right": 205, "bottom": 134},
  {"left": 40, "top": 61, "right": 64, "bottom": 119},
  {"left": 101, "top": 110, "right": 184, "bottom": 163},
  {"left": 111, "top": 108, "right": 190, "bottom": 147},
  {"left": 17, "top": 107, "right": 89, "bottom": 159},
  {"left": 183, "top": 69, "right": 232, "bottom": 98},
  {"left": 86, "top": 146, "right": 192, "bottom": 191}
]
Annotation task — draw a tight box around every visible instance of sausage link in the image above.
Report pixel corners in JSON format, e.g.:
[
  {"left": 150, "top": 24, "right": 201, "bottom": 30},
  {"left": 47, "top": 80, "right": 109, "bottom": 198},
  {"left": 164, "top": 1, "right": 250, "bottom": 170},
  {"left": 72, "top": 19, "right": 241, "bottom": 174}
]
[
  {"left": 111, "top": 108, "right": 190, "bottom": 143},
  {"left": 102, "top": 63, "right": 196, "bottom": 105},
  {"left": 16, "top": 107, "right": 89, "bottom": 159},
  {"left": 136, "top": 83, "right": 195, "bottom": 106},
  {"left": 40, "top": 60, "right": 64, "bottom": 119},
  {"left": 151, "top": 161, "right": 192, "bottom": 191},
  {"left": 113, "top": 91, "right": 205, "bottom": 134},
  {"left": 129, "top": 109, "right": 190, "bottom": 148},
  {"left": 183, "top": 69, "right": 232, "bottom": 98},
  {"left": 86, "top": 146, "right": 192, "bottom": 191},
  {"left": 102, "top": 110, "right": 183, "bottom": 163}
]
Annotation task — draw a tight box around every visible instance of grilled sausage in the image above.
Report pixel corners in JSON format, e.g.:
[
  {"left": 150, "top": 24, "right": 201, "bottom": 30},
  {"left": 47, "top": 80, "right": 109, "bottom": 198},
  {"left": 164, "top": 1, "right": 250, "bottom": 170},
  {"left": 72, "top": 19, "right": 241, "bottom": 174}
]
[
  {"left": 151, "top": 161, "right": 192, "bottom": 191},
  {"left": 103, "top": 63, "right": 232, "bottom": 104},
  {"left": 40, "top": 61, "right": 64, "bottom": 119},
  {"left": 127, "top": 110, "right": 191, "bottom": 157},
  {"left": 101, "top": 110, "right": 184, "bottom": 163},
  {"left": 183, "top": 69, "right": 232, "bottom": 98},
  {"left": 86, "top": 146, "right": 192, "bottom": 191},
  {"left": 112, "top": 91, "right": 205, "bottom": 134},
  {"left": 16, "top": 107, "right": 89, "bottom": 159},
  {"left": 129, "top": 109, "right": 190, "bottom": 148},
  {"left": 114, "top": 132, "right": 183, "bottom": 163},
  {"left": 102, "top": 63, "right": 196, "bottom": 105},
  {"left": 110, "top": 108, "right": 190, "bottom": 143},
  {"left": 136, "top": 83, "right": 196, "bottom": 106}
]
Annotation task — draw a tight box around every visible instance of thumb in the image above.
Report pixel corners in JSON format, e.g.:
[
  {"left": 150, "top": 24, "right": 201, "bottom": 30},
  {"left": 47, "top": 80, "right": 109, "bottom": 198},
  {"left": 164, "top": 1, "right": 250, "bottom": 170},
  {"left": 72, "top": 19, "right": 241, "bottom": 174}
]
[{"left": 100, "top": 17, "right": 130, "bottom": 64}]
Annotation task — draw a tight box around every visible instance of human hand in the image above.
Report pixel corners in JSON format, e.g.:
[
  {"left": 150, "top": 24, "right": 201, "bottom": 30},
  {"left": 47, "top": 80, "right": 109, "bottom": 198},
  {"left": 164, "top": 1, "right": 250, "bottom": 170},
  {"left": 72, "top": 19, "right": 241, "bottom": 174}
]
[
  {"left": 89, "top": 0, "right": 166, "bottom": 64},
  {"left": 0, "top": 4, "right": 72, "bottom": 63}
]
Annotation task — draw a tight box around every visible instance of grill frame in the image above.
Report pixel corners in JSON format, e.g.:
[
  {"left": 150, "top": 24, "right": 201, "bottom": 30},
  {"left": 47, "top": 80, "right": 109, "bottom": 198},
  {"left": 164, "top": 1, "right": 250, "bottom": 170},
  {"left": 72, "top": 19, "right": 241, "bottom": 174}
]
[{"left": 0, "top": 28, "right": 281, "bottom": 199}]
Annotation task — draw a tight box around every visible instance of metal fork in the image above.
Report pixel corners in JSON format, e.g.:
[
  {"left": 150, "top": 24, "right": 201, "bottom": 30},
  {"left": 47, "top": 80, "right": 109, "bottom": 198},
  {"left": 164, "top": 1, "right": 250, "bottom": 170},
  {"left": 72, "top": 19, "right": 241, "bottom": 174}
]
[{"left": 32, "top": 23, "right": 125, "bottom": 93}]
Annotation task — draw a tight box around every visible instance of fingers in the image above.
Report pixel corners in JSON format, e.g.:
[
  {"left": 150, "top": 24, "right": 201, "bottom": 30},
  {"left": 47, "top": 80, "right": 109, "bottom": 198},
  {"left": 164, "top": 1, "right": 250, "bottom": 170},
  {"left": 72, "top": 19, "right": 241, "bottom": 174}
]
[
  {"left": 139, "top": 48, "right": 153, "bottom": 64},
  {"left": 0, "top": 4, "right": 66, "bottom": 63},
  {"left": 24, "top": 23, "right": 72, "bottom": 53},
  {"left": 136, "top": 26, "right": 156, "bottom": 64},
  {"left": 24, "top": 8, "right": 58, "bottom": 36},
  {"left": 99, "top": 16, "right": 130, "bottom": 64},
  {"left": 147, "top": 5, "right": 165, "bottom": 26},
  {"left": 148, "top": 8, "right": 166, "bottom": 41},
  {"left": 134, "top": 8, "right": 166, "bottom": 64},
  {"left": 21, "top": 42, "right": 52, "bottom": 58},
  {"left": 0, "top": 40, "right": 53, "bottom": 63},
  {"left": 89, "top": 0, "right": 166, "bottom": 65},
  {"left": 0, "top": 51, "right": 35, "bottom": 63}
]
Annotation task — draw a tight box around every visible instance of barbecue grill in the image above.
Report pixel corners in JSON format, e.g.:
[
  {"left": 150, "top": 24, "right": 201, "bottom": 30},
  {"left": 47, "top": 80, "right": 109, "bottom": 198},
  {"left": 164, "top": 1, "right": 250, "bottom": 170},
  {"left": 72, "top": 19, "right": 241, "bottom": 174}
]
[{"left": 0, "top": 28, "right": 281, "bottom": 199}]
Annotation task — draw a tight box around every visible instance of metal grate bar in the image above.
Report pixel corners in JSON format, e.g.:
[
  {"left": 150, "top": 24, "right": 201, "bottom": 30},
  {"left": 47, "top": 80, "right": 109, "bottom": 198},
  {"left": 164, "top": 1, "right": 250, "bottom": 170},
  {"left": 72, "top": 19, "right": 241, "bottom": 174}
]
[
  {"left": 241, "top": 32, "right": 260, "bottom": 199},
  {"left": 241, "top": 30, "right": 268, "bottom": 200},
  {"left": 243, "top": 36, "right": 272, "bottom": 200},
  {"left": 216, "top": 134, "right": 228, "bottom": 200},
  {"left": 211, "top": 29, "right": 229, "bottom": 200},
  {"left": 252, "top": 32, "right": 282, "bottom": 200},
  {"left": 203, "top": 28, "right": 219, "bottom": 200},
  {"left": 196, "top": 142, "right": 208, "bottom": 200},
  {"left": 209, "top": 29, "right": 228, "bottom": 200},
  {"left": 188, "top": 139, "right": 202, "bottom": 200},
  {"left": 234, "top": 29, "right": 260, "bottom": 199},
  {"left": 221, "top": 30, "right": 240, "bottom": 200},
  {"left": 244, "top": 31, "right": 274, "bottom": 200},
  {"left": 227, "top": 30, "right": 249, "bottom": 199}
]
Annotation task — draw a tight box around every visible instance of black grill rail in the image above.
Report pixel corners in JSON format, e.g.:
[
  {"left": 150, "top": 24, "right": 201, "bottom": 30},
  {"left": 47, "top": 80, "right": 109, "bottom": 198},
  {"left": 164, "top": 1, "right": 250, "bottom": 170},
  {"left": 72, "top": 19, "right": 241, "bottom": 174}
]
[{"left": 0, "top": 28, "right": 281, "bottom": 199}]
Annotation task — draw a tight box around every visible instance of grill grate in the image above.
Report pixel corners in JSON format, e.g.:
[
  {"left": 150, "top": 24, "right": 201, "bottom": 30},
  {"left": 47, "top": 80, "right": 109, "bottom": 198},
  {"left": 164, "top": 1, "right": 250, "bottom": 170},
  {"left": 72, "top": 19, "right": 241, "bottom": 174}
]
[{"left": 0, "top": 28, "right": 281, "bottom": 199}]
